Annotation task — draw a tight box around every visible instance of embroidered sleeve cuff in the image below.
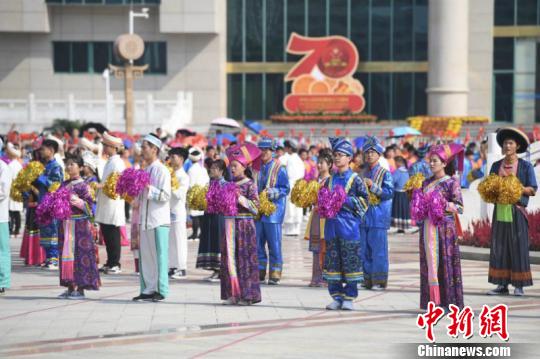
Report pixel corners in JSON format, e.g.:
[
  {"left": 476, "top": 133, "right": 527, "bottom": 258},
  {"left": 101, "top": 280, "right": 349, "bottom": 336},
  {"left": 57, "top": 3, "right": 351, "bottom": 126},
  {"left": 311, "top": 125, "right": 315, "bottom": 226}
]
[{"left": 370, "top": 184, "right": 383, "bottom": 196}]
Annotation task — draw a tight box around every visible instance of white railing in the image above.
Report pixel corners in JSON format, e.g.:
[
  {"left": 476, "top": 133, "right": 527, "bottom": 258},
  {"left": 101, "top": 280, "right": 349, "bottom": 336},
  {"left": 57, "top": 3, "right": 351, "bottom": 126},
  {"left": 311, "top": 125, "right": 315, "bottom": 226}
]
[{"left": 0, "top": 92, "right": 193, "bottom": 134}]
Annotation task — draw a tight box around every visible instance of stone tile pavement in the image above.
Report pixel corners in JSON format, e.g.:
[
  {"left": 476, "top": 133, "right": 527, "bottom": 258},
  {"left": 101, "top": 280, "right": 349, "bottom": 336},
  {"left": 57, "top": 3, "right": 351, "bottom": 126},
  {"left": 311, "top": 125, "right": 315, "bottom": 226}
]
[{"left": 0, "top": 227, "right": 538, "bottom": 358}]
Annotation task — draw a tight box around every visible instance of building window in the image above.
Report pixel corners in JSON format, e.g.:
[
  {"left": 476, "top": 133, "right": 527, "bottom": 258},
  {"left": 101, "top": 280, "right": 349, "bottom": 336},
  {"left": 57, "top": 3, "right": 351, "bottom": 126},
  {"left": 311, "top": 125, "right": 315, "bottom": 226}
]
[
  {"left": 45, "top": 0, "right": 160, "bottom": 4},
  {"left": 52, "top": 41, "right": 166, "bottom": 74},
  {"left": 495, "top": 0, "right": 540, "bottom": 26}
]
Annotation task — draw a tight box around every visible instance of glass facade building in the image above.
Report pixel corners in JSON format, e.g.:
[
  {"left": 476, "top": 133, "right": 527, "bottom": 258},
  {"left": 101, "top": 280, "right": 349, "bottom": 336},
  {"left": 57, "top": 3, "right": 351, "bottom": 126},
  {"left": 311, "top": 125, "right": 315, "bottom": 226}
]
[{"left": 227, "top": 0, "right": 429, "bottom": 121}]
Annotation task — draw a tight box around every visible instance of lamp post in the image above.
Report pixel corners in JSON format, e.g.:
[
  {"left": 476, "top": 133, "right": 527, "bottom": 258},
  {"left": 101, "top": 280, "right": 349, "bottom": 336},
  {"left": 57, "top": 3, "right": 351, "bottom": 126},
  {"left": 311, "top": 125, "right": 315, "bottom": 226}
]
[{"left": 102, "top": 68, "right": 111, "bottom": 129}]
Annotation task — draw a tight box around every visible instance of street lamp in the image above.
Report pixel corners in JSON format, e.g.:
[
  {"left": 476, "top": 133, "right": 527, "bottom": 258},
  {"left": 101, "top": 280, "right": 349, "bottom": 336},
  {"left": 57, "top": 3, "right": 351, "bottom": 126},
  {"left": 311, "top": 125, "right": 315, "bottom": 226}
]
[
  {"left": 102, "top": 69, "right": 111, "bottom": 129},
  {"left": 129, "top": 7, "right": 149, "bottom": 35}
]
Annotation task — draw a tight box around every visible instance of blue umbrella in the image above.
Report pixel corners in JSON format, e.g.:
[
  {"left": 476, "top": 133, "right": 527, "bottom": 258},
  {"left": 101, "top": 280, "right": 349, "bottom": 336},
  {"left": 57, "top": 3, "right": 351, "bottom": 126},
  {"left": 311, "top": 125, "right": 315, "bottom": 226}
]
[
  {"left": 244, "top": 120, "right": 264, "bottom": 134},
  {"left": 216, "top": 133, "right": 236, "bottom": 145},
  {"left": 391, "top": 126, "right": 422, "bottom": 137}
]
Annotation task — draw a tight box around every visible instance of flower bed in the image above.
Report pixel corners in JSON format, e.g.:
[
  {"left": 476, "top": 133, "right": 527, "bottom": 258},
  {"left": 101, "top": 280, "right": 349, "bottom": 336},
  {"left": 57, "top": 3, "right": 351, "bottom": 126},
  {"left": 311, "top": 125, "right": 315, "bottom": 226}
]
[{"left": 460, "top": 210, "right": 540, "bottom": 251}]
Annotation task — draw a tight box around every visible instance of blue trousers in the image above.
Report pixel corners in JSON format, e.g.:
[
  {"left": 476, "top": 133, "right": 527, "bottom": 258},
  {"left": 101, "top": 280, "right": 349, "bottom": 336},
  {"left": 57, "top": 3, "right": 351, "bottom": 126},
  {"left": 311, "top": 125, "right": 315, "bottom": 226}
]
[
  {"left": 359, "top": 227, "right": 389, "bottom": 287},
  {"left": 256, "top": 221, "right": 283, "bottom": 278},
  {"left": 328, "top": 281, "right": 358, "bottom": 301},
  {"left": 40, "top": 221, "right": 59, "bottom": 264},
  {"left": 323, "top": 237, "right": 363, "bottom": 300}
]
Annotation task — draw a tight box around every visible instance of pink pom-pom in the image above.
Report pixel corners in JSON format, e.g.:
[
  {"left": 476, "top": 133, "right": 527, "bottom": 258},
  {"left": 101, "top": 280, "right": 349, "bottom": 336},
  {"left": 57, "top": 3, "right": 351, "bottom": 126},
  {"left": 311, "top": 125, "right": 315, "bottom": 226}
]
[
  {"left": 221, "top": 182, "right": 238, "bottom": 216},
  {"left": 410, "top": 189, "right": 428, "bottom": 222},
  {"left": 116, "top": 168, "right": 151, "bottom": 198},
  {"left": 318, "top": 185, "right": 347, "bottom": 219},
  {"left": 427, "top": 190, "right": 448, "bottom": 225},
  {"left": 206, "top": 180, "right": 222, "bottom": 214},
  {"left": 36, "top": 186, "right": 72, "bottom": 225}
]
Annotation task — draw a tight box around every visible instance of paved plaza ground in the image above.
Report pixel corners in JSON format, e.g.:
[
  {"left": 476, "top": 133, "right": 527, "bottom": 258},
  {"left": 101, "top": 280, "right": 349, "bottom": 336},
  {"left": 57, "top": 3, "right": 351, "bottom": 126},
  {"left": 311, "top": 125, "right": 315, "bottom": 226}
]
[{"left": 0, "top": 226, "right": 539, "bottom": 358}]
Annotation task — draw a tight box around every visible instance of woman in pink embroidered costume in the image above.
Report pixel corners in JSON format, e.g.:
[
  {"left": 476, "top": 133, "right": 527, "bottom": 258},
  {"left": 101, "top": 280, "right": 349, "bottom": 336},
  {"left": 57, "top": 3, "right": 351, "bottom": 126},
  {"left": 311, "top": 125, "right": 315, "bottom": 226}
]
[
  {"left": 304, "top": 149, "right": 332, "bottom": 287},
  {"left": 418, "top": 144, "right": 464, "bottom": 310},
  {"left": 57, "top": 154, "right": 100, "bottom": 299},
  {"left": 221, "top": 143, "right": 261, "bottom": 305}
]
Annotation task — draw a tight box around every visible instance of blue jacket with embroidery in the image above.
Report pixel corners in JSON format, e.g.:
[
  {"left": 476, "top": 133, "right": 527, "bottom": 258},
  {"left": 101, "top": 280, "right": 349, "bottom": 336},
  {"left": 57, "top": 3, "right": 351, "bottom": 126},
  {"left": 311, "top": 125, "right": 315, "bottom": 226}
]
[
  {"left": 257, "top": 159, "right": 290, "bottom": 224},
  {"left": 409, "top": 159, "right": 432, "bottom": 179},
  {"left": 34, "top": 159, "right": 64, "bottom": 201},
  {"left": 324, "top": 169, "right": 369, "bottom": 241},
  {"left": 361, "top": 163, "right": 394, "bottom": 229}
]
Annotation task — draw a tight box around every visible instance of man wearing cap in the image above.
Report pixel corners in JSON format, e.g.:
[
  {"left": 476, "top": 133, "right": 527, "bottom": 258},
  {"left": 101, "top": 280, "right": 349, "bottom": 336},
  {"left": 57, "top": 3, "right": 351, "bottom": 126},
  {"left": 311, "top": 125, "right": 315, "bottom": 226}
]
[
  {"left": 133, "top": 134, "right": 171, "bottom": 302},
  {"left": 95, "top": 132, "right": 125, "bottom": 274},
  {"left": 324, "top": 137, "right": 369, "bottom": 310},
  {"left": 283, "top": 139, "right": 305, "bottom": 236},
  {"left": 359, "top": 136, "right": 394, "bottom": 291},
  {"left": 6, "top": 143, "right": 23, "bottom": 237},
  {"left": 256, "top": 138, "right": 290, "bottom": 284},
  {"left": 487, "top": 127, "right": 537, "bottom": 297},
  {"left": 168, "top": 147, "right": 190, "bottom": 279},
  {"left": 0, "top": 138, "right": 13, "bottom": 294},
  {"left": 36, "top": 139, "right": 64, "bottom": 269},
  {"left": 187, "top": 147, "right": 209, "bottom": 240}
]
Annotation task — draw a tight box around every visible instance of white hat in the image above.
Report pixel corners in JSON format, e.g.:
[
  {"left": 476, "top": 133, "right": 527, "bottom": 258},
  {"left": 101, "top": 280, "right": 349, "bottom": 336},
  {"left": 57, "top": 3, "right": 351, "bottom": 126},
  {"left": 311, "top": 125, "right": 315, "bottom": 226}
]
[
  {"left": 6, "top": 143, "right": 21, "bottom": 158},
  {"left": 102, "top": 132, "right": 123, "bottom": 148},
  {"left": 143, "top": 134, "right": 162, "bottom": 149},
  {"left": 79, "top": 137, "right": 98, "bottom": 152},
  {"left": 82, "top": 151, "right": 98, "bottom": 172},
  {"left": 46, "top": 134, "right": 64, "bottom": 152},
  {"left": 189, "top": 147, "right": 203, "bottom": 162}
]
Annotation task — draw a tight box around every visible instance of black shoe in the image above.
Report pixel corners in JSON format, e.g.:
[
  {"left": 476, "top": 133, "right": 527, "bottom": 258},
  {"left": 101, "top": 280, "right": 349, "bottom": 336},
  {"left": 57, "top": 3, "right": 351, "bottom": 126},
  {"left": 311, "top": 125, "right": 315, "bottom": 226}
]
[
  {"left": 168, "top": 268, "right": 177, "bottom": 277},
  {"left": 487, "top": 285, "right": 509, "bottom": 296},
  {"left": 268, "top": 278, "right": 280, "bottom": 285},
  {"left": 152, "top": 292, "right": 165, "bottom": 302},
  {"left": 0, "top": 288, "right": 5, "bottom": 295},
  {"left": 132, "top": 293, "right": 154, "bottom": 301}
]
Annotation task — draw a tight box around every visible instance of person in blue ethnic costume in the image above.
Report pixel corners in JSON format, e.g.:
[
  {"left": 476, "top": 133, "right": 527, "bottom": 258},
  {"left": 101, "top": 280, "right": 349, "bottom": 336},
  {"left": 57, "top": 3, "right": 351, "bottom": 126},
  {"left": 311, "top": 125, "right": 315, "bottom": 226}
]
[
  {"left": 359, "top": 136, "right": 394, "bottom": 291},
  {"left": 35, "top": 139, "right": 64, "bottom": 269},
  {"left": 256, "top": 138, "right": 290, "bottom": 285},
  {"left": 486, "top": 127, "right": 537, "bottom": 297},
  {"left": 323, "top": 137, "right": 369, "bottom": 311},
  {"left": 409, "top": 144, "right": 432, "bottom": 179}
]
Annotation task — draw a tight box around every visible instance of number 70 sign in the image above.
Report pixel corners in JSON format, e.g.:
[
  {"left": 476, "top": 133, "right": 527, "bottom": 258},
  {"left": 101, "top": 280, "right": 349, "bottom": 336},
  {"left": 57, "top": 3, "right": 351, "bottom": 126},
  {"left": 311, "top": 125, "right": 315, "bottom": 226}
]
[{"left": 283, "top": 33, "right": 366, "bottom": 114}]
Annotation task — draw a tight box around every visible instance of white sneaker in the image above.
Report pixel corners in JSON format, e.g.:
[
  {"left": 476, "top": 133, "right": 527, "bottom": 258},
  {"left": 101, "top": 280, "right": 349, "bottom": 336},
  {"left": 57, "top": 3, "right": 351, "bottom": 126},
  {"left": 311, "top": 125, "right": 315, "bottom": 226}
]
[
  {"left": 171, "top": 270, "right": 187, "bottom": 280},
  {"left": 371, "top": 284, "right": 385, "bottom": 291},
  {"left": 326, "top": 300, "right": 342, "bottom": 310},
  {"left": 57, "top": 290, "right": 71, "bottom": 299},
  {"left": 341, "top": 300, "right": 354, "bottom": 310},
  {"left": 387, "top": 227, "right": 399, "bottom": 234},
  {"left": 68, "top": 292, "right": 86, "bottom": 300},
  {"left": 46, "top": 263, "right": 59, "bottom": 271},
  {"left": 222, "top": 298, "right": 235, "bottom": 305},
  {"left": 107, "top": 266, "right": 122, "bottom": 274}
]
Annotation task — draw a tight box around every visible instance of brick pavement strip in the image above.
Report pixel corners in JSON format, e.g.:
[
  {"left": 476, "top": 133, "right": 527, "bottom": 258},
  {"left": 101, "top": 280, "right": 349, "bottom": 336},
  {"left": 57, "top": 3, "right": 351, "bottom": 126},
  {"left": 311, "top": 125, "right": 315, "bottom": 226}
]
[{"left": 0, "top": 231, "right": 538, "bottom": 358}]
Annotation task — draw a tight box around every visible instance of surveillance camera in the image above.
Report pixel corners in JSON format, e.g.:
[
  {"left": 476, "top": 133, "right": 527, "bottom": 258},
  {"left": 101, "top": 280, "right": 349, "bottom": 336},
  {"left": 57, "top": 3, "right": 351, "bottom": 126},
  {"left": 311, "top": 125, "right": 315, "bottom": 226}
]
[{"left": 142, "top": 7, "right": 149, "bottom": 13}]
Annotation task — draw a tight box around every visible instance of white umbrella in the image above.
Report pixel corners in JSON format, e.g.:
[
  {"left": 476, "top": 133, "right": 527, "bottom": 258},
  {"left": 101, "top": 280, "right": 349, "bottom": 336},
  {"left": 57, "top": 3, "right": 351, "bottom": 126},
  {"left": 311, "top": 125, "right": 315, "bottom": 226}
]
[{"left": 211, "top": 117, "right": 240, "bottom": 128}]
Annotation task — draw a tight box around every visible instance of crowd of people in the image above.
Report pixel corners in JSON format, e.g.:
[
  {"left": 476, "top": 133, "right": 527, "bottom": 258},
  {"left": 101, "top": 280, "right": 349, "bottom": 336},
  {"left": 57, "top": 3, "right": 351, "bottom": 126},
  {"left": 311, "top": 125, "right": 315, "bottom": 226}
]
[{"left": 0, "top": 125, "right": 536, "bottom": 311}]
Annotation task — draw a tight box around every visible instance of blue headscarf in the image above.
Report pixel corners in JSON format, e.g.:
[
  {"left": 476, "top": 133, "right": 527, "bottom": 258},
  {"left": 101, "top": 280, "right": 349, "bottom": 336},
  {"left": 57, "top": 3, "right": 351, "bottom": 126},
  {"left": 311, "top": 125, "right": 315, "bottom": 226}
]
[
  {"left": 257, "top": 137, "right": 275, "bottom": 151},
  {"left": 329, "top": 137, "right": 353, "bottom": 156},
  {"left": 362, "top": 136, "right": 384, "bottom": 154}
]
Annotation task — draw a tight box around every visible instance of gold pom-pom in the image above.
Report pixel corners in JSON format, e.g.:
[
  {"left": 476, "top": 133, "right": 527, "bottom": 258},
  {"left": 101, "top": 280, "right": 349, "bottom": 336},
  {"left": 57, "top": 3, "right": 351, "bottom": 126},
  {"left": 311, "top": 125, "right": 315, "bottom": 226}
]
[
  {"left": 48, "top": 182, "right": 61, "bottom": 192},
  {"left": 18, "top": 161, "right": 45, "bottom": 192},
  {"left": 187, "top": 185, "right": 208, "bottom": 211},
  {"left": 403, "top": 173, "right": 425, "bottom": 192},
  {"left": 88, "top": 181, "right": 98, "bottom": 201},
  {"left": 478, "top": 174, "right": 502, "bottom": 204},
  {"left": 258, "top": 190, "right": 277, "bottom": 216},
  {"left": 368, "top": 191, "right": 381, "bottom": 205},
  {"left": 103, "top": 172, "right": 120, "bottom": 200},
  {"left": 291, "top": 179, "right": 320, "bottom": 208},
  {"left": 498, "top": 174, "right": 523, "bottom": 205},
  {"left": 167, "top": 166, "right": 180, "bottom": 191},
  {"left": 10, "top": 186, "right": 23, "bottom": 202}
]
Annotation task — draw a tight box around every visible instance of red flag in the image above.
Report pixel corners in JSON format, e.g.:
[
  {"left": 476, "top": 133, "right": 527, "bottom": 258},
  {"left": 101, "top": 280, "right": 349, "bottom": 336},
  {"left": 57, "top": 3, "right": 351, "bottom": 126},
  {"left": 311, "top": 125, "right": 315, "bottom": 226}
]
[
  {"left": 335, "top": 129, "right": 342, "bottom": 136},
  {"left": 278, "top": 131, "right": 285, "bottom": 138}
]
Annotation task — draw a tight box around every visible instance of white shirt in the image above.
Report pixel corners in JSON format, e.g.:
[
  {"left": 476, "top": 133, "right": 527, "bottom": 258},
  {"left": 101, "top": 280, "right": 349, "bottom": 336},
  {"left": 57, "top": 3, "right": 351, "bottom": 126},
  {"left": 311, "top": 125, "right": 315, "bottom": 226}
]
[
  {"left": 286, "top": 153, "right": 305, "bottom": 183},
  {"left": 95, "top": 154, "right": 126, "bottom": 226},
  {"left": 0, "top": 160, "right": 13, "bottom": 223},
  {"left": 278, "top": 153, "right": 290, "bottom": 167},
  {"left": 187, "top": 162, "right": 209, "bottom": 216},
  {"left": 8, "top": 160, "right": 23, "bottom": 211},
  {"left": 139, "top": 159, "right": 171, "bottom": 230},
  {"left": 170, "top": 167, "right": 189, "bottom": 223}
]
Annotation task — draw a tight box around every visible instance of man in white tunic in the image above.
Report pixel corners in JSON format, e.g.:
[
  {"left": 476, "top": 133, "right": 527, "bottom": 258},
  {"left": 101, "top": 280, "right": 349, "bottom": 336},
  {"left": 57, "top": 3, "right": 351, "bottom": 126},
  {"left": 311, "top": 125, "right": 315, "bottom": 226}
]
[
  {"left": 168, "top": 147, "right": 190, "bottom": 279},
  {"left": 95, "top": 132, "right": 125, "bottom": 274},
  {"left": 187, "top": 147, "right": 209, "bottom": 240},
  {"left": 133, "top": 134, "right": 171, "bottom": 302},
  {"left": 6, "top": 143, "right": 23, "bottom": 237},
  {"left": 283, "top": 139, "right": 305, "bottom": 236},
  {"left": 0, "top": 138, "right": 13, "bottom": 294}
]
